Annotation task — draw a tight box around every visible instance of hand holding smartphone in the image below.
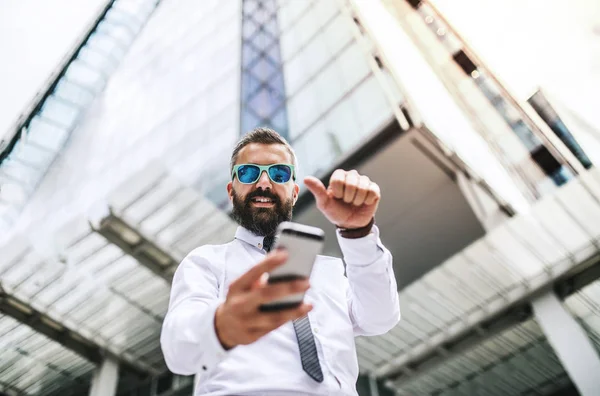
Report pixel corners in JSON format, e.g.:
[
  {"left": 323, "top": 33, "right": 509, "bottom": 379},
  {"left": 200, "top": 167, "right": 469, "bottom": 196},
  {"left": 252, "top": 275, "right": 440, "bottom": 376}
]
[
  {"left": 259, "top": 222, "right": 325, "bottom": 312},
  {"left": 214, "top": 222, "right": 325, "bottom": 349}
]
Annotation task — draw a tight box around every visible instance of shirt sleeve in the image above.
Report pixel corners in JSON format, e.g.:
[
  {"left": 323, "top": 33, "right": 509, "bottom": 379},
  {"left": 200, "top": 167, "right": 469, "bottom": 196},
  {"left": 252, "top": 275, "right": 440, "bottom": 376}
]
[
  {"left": 338, "top": 225, "right": 401, "bottom": 336},
  {"left": 160, "top": 246, "right": 229, "bottom": 377}
]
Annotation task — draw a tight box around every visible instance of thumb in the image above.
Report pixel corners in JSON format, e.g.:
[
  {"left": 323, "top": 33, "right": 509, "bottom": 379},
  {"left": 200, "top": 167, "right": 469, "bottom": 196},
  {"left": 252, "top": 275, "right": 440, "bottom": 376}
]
[{"left": 304, "top": 176, "right": 328, "bottom": 207}]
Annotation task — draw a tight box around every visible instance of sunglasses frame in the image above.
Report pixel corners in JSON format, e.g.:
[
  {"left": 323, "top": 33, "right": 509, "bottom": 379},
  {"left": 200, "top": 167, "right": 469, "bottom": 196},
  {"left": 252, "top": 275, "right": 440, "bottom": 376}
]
[{"left": 232, "top": 163, "right": 296, "bottom": 184}]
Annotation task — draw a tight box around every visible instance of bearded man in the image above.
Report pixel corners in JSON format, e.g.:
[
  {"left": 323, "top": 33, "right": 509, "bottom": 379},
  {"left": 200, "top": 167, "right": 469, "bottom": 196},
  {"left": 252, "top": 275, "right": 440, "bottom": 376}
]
[{"left": 161, "top": 127, "right": 400, "bottom": 396}]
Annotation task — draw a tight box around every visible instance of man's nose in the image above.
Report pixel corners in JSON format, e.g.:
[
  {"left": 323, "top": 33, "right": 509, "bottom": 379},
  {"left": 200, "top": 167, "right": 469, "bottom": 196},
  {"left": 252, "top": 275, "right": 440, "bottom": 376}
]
[{"left": 256, "top": 171, "right": 272, "bottom": 189}]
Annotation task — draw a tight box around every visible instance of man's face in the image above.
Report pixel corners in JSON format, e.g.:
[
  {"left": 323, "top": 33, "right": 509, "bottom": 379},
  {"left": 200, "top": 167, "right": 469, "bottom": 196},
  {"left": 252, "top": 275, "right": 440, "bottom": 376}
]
[{"left": 227, "top": 143, "right": 300, "bottom": 236}]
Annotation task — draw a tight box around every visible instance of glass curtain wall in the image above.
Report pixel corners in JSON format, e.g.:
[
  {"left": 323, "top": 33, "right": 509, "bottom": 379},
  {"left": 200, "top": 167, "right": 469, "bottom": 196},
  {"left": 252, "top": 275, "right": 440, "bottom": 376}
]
[
  {"left": 240, "top": 0, "right": 290, "bottom": 138},
  {"left": 0, "top": 0, "right": 159, "bottom": 235},
  {"left": 6, "top": 0, "right": 242, "bottom": 238},
  {"left": 276, "top": 0, "right": 396, "bottom": 183}
]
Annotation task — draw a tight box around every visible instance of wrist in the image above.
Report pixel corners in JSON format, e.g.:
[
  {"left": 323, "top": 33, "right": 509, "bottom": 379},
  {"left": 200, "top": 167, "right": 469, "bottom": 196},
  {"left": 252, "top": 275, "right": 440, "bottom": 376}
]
[
  {"left": 336, "top": 217, "right": 375, "bottom": 239},
  {"left": 215, "top": 304, "right": 235, "bottom": 350}
]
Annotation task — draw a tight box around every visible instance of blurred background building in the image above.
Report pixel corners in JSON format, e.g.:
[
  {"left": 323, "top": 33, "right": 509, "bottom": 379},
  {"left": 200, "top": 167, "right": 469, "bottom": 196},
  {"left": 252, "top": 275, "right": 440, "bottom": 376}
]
[{"left": 1, "top": 0, "right": 599, "bottom": 395}]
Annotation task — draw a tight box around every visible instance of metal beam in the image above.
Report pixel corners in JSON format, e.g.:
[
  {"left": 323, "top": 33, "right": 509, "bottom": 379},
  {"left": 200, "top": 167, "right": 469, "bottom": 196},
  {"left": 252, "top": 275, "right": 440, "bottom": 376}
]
[
  {"left": 0, "top": 379, "right": 26, "bottom": 396},
  {"left": 0, "top": 285, "right": 154, "bottom": 380},
  {"left": 532, "top": 291, "right": 600, "bottom": 396},
  {"left": 89, "top": 357, "right": 119, "bottom": 396},
  {"left": 91, "top": 210, "right": 177, "bottom": 283},
  {"left": 410, "top": 335, "right": 549, "bottom": 396},
  {"left": 378, "top": 252, "right": 600, "bottom": 383}
]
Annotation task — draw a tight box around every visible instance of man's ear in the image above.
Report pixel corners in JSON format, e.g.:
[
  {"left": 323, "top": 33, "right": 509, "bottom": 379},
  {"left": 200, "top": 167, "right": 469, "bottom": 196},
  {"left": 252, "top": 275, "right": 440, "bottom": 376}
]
[
  {"left": 227, "top": 181, "right": 234, "bottom": 201},
  {"left": 292, "top": 183, "right": 300, "bottom": 205}
]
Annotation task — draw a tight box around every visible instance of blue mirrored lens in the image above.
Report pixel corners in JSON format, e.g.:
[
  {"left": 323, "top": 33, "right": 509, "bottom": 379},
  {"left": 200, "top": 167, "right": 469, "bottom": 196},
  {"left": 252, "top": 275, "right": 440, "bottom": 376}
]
[
  {"left": 269, "top": 165, "right": 292, "bottom": 183},
  {"left": 237, "top": 165, "right": 260, "bottom": 183}
]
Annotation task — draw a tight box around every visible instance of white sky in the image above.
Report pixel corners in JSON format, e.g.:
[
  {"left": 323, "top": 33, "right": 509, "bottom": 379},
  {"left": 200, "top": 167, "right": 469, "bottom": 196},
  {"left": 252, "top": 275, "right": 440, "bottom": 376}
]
[
  {"left": 431, "top": 0, "right": 600, "bottom": 132},
  {"left": 0, "top": 0, "right": 598, "bottom": 155},
  {"left": 431, "top": 0, "right": 600, "bottom": 164},
  {"left": 0, "top": 0, "right": 107, "bottom": 144}
]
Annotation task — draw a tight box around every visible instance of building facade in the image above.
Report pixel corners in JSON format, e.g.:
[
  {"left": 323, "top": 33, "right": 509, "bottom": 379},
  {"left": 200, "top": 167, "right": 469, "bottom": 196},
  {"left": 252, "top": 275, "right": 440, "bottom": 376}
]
[{"left": 0, "top": 0, "right": 599, "bottom": 395}]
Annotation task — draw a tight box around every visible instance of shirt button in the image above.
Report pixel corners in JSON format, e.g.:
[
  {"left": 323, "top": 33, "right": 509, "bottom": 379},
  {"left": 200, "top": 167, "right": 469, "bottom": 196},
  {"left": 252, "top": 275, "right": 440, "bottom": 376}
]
[
  {"left": 258, "top": 243, "right": 262, "bottom": 249},
  {"left": 314, "top": 328, "right": 319, "bottom": 334}
]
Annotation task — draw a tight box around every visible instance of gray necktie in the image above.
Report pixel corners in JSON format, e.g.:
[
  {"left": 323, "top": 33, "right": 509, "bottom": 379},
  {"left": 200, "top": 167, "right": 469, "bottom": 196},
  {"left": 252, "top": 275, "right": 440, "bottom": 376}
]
[{"left": 263, "top": 236, "right": 324, "bottom": 382}]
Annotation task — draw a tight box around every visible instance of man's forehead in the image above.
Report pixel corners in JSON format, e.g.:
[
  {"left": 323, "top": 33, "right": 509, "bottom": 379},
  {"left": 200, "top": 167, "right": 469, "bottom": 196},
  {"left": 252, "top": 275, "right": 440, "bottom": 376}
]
[{"left": 237, "top": 143, "right": 291, "bottom": 163}]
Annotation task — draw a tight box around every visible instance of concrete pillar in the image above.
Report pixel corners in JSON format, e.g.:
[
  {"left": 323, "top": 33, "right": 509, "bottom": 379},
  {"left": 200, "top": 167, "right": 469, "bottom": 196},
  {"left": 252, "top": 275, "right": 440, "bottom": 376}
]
[
  {"left": 531, "top": 291, "right": 600, "bottom": 396},
  {"left": 89, "top": 356, "right": 119, "bottom": 396},
  {"left": 368, "top": 376, "right": 380, "bottom": 396}
]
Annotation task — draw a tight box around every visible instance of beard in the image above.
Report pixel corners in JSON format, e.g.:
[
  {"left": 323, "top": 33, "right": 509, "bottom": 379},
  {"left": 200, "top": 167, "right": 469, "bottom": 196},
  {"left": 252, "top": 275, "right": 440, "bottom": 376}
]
[{"left": 231, "top": 187, "right": 293, "bottom": 237}]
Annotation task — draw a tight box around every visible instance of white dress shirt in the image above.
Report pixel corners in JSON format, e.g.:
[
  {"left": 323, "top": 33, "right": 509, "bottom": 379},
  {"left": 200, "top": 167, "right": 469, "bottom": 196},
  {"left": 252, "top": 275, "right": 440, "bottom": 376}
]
[{"left": 161, "top": 224, "right": 400, "bottom": 396}]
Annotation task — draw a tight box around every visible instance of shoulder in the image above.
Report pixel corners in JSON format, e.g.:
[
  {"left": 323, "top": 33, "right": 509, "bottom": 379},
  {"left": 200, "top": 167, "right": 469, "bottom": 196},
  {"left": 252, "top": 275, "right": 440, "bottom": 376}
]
[
  {"left": 181, "top": 240, "right": 237, "bottom": 270},
  {"left": 184, "top": 239, "right": 235, "bottom": 261}
]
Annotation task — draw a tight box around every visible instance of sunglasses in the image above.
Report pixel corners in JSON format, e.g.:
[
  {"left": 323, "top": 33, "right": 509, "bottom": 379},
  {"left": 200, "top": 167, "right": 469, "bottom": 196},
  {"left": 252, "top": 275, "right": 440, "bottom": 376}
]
[{"left": 232, "top": 163, "right": 296, "bottom": 184}]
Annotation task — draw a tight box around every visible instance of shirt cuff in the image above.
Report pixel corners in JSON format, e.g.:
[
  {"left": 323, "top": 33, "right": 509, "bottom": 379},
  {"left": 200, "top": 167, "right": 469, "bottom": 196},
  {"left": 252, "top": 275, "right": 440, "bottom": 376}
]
[
  {"left": 336, "top": 224, "right": 385, "bottom": 267},
  {"left": 197, "top": 299, "right": 229, "bottom": 376}
]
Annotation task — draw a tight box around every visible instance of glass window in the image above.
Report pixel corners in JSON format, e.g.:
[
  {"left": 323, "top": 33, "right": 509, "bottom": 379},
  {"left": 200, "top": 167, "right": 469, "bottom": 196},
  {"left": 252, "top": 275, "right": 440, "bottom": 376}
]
[
  {"left": 262, "top": 17, "right": 280, "bottom": 41},
  {"left": 321, "top": 13, "right": 355, "bottom": 55},
  {"left": 26, "top": 116, "right": 69, "bottom": 151},
  {"left": 300, "top": 32, "right": 331, "bottom": 79},
  {"left": 335, "top": 42, "right": 371, "bottom": 93},
  {"left": 325, "top": 96, "right": 362, "bottom": 153},
  {"left": 291, "top": 8, "right": 322, "bottom": 49},
  {"left": 247, "top": 87, "right": 281, "bottom": 119},
  {"left": 97, "top": 20, "right": 135, "bottom": 47},
  {"left": 351, "top": 75, "right": 393, "bottom": 135},
  {"left": 282, "top": 50, "right": 309, "bottom": 94},
  {"left": 248, "top": 56, "right": 278, "bottom": 81},
  {"left": 510, "top": 120, "right": 541, "bottom": 152},
  {"left": 86, "top": 32, "right": 121, "bottom": 58},
  {"left": 313, "top": 62, "right": 345, "bottom": 114},
  {"left": 241, "top": 110, "right": 261, "bottom": 134},
  {"left": 270, "top": 107, "right": 289, "bottom": 132},
  {"left": 279, "top": 29, "right": 302, "bottom": 61},
  {"left": 65, "top": 61, "right": 106, "bottom": 92},
  {"left": 105, "top": 8, "right": 142, "bottom": 31},
  {"left": 78, "top": 47, "right": 117, "bottom": 75},
  {"left": 293, "top": 118, "right": 340, "bottom": 179},
  {"left": 313, "top": 0, "right": 340, "bottom": 27},
  {"left": 11, "top": 139, "right": 54, "bottom": 169},
  {"left": 287, "top": 78, "right": 322, "bottom": 138},
  {"left": 277, "top": 0, "right": 312, "bottom": 31},
  {"left": 53, "top": 79, "right": 95, "bottom": 107},
  {"left": 38, "top": 96, "right": 81, "bottom": 128}
]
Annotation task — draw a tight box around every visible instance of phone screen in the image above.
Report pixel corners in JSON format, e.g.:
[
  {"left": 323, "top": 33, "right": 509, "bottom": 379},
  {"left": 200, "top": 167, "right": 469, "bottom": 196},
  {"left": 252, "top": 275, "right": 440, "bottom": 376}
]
[{"left": 259, "top": 223, "right": 324, "bottom": 312}]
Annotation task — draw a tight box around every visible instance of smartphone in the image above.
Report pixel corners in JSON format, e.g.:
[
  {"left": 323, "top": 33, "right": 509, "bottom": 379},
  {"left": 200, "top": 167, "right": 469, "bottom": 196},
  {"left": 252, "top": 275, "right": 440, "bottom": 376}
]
[{"left": 259, "top": 221, "right": 325, "bottom": 312}]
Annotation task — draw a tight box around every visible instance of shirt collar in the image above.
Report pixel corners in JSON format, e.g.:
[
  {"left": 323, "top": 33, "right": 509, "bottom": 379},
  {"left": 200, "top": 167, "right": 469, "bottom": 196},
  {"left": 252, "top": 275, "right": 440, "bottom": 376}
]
[{"left": 235, "top": 226, "right": 268, "bottom": 250}]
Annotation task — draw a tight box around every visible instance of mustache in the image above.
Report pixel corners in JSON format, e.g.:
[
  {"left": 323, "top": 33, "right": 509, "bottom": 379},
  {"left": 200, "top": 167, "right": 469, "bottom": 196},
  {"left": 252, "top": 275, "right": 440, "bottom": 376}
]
[{"left": 245, "top": 189, "right": 280, "bottom": 205}]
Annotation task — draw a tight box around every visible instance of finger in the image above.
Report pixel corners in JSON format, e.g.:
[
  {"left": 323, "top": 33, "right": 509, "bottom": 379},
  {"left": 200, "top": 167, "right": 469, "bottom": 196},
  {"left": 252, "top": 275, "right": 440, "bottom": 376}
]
[
  {"left": 329, "top": 169, "right": 346, "bottom": 199},
  {"left": 228, "top": 250, "right": 288, "bottom": 294},
  {"left": 250, "top": 272, "right": 269, "bottom": 291},
  {"left": 303, "top": 176, "right": 328, "bottom": 208},
  {"left": 353, "top": 175, "right": 370, "bottom": 206},
  {"left": 343, "top": 170, "right": 360, "bottom": 203},
  {"left": 364, "top": 182, "right": 381, "bottom": 206},
  {"left": 249, "top": 303, "right": 314, "bottom": 332}
]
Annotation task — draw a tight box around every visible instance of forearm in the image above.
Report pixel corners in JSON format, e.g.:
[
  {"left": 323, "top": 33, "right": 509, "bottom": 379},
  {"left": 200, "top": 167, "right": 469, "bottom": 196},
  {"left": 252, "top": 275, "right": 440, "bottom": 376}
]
[
  {"left": 339, "top": 226, "right": 400, "bottom": 335},
  {"left": 160, "top": 247, "right": 228, "bottom": 377},
  {"left": 161, "top": 299, "right": 227, "bottom": 376}
]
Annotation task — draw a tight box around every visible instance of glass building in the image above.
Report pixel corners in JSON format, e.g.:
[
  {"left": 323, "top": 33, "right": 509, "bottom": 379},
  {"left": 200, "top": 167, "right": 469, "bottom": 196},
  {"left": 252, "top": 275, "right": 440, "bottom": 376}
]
[{"left": 1, "top": 0, "right": 599, "bottom": 395}]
